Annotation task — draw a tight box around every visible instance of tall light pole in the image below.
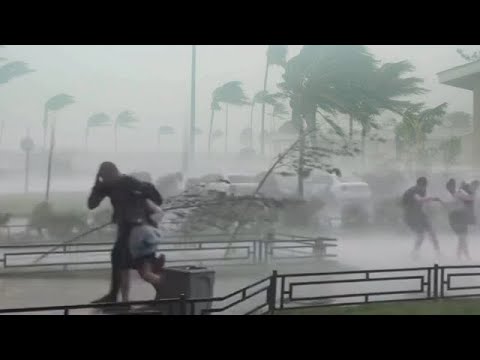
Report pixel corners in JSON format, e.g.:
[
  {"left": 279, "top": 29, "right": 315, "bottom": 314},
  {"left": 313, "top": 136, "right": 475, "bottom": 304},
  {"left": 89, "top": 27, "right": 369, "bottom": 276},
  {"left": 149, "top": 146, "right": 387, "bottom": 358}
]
[{"left": 189, "top": 45, "right": 197, "bottom": 164}]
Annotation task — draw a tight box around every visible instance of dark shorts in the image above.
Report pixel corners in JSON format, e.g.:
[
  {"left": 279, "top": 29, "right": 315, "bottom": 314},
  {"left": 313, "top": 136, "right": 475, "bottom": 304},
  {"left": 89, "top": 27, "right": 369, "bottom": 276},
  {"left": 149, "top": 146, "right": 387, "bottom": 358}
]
[
  {"left": 405, "top": 213, "right": 431, "bottom": 234},
  {"left": 111, "top": 223, "right": 135, "bottom": 270},
  {"left": 132, "top": 254, "right": 157, "bottom": 270},
  {"left": 449, "top": 211, "right": 468, "bottom": 235}
]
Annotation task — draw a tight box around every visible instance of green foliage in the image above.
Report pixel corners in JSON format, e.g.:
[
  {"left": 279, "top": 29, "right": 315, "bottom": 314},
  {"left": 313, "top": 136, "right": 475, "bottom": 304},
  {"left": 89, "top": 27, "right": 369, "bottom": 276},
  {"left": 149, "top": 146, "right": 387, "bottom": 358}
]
[
  {"left": 211, "top": 81, "right": 249, "bottom": 110},
  {"left": 395, "top": 103, "right": 448, "bottom": 147},
  {"left": 0, "top": 61, "right": 34, "bottom": 85},
  {"left": 271, "top": 102, "right": 289, "bottom": 120},
  {"left": 266, "top": 45, "right": 288, "bottom": 67},
  {"left": 45, "top": 94, "right": 75, "bottom": 112},
  {"left": 439, "top": 136, "right": 462, "bottom": 167},
  {"left": 88, "top": 113, "right": 111, "bottom": 128},
  {"left": 457, "top": 48, "right": 480, "bottom": 62},
  {"left": 116, "top": 110, "right": 138, "bottom": 128}
]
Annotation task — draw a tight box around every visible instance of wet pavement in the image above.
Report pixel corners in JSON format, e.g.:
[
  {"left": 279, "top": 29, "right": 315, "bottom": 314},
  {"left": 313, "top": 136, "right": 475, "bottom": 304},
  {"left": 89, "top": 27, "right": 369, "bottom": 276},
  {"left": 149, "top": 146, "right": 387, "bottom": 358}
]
[{"left": 2, "top": 227, "right": 480, "bottom": 314}]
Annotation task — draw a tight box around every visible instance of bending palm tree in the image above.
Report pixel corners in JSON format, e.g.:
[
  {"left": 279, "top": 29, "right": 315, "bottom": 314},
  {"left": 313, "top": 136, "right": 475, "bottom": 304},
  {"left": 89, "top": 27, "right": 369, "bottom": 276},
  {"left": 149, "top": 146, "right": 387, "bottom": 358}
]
[
  {"left": 20, "top": 133, "right": 34, "bottom": 193},
  {"left": 260, "top": 45, "right": 288, "bottom": 155},
  {"left": 395, "top": 103, "right": 448, "bottom": 172},
  {"left": 44, "top": 93, "right": 75, "bottom": 201},
  {"left": 0, "top": 60, "right": 34, "bottom": 85},
  {"left": 250, "top": 91, "right": 283, "bottom": 149},
  {"left": 207, "top": 81, "right": 249, "bottom": 155},
  {"left": 86, "top": 113, "right": 111, "bottom": 150},
  {"left": 114, "top": 110, "right": 138, "bottom": 152},
  {"left": 270, "top": 102, "right": 289, "bottom": 133}
]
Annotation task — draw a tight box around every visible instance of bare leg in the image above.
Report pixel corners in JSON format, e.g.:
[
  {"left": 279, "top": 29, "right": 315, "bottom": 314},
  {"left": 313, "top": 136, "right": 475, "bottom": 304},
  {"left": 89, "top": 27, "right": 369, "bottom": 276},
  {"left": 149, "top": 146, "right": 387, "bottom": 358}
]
[
  {"left": 137, "top": 261, "right": 163, "bottom": 292},
  {"left": 456, "top": 234, "right": 464, "bottom": 260},
  {"left": 412, "top": 232, "right": 424, "bottom": 259},
  {"left": 120, "top": 270, "right": 131, "bottom": 303},
  {"left": 427, "top": 229, "right": 441, "bottom": 256},
  {"left": 459, "top": 233, "right": 470, "bottom": 260}
]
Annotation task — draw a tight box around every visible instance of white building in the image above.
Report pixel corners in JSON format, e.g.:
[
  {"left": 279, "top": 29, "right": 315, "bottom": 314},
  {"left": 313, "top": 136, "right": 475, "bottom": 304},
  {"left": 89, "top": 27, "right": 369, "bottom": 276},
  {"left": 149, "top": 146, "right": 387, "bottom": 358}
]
[{"left": 438, "top": 60, "right": 480, "bottom": 167}]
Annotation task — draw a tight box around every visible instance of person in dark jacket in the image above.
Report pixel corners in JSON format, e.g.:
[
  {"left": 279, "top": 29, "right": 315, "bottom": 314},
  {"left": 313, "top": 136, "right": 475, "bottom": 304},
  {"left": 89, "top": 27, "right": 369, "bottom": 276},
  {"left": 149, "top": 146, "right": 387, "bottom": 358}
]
[
  {"left": 88, "top": 162, "right": 163, "bottom": 304},
  {"left": 402, "top": 177, "right": 441, "bottom": 259}
]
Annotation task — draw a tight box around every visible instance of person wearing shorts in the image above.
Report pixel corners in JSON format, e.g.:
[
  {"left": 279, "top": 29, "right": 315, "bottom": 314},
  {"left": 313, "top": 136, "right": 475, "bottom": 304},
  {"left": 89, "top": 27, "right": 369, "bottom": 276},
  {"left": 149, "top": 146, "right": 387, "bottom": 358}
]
[
  {"left": 129, "top": 224, "right": 165, "bottom": 300},
  {"left": 446, "top": 179, "right": 479, "bottom": 260},
  {"left": 402, "top": 177, "right": 441, "bottom": 258},
  {"left": 88, "top": 162, "right": 163, "bottom": 304}
]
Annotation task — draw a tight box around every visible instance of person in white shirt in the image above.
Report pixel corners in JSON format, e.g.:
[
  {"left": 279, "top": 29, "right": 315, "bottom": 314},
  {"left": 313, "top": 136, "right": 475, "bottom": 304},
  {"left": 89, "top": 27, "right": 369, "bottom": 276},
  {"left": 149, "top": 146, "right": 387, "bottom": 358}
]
[{"left": 445, "top": 179, "right": 479, "bottom": 260}]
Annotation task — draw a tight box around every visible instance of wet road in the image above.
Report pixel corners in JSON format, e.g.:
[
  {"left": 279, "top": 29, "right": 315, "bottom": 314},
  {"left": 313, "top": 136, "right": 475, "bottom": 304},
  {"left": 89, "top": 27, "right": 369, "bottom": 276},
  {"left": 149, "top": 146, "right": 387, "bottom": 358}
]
[{"left": 2, "top": 227, "right": 480, "bottom": 314}]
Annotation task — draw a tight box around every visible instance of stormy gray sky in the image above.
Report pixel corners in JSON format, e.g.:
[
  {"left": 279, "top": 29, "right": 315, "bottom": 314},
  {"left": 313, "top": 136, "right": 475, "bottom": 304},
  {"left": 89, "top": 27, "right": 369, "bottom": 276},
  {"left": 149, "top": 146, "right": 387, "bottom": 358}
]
[{"left": 0, "top": 45, "right": 478, "bottom": 152}]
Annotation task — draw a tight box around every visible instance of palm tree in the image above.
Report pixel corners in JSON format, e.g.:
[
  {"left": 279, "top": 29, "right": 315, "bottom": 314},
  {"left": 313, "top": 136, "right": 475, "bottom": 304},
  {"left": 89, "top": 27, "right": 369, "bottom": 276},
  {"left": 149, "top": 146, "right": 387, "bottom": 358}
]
[
  {"left": 260, "top": 45, "right": 288, "bottom": 155},
  {"left": 208, "top": 130, "right": 223, "bottom": 153},
  {"left": 44, "top": 93, "right": 75, "bottom": 201},
  {"left": 395, "top": 103, "right": 448, "bottom": 172},
  {"left": 250, "top": 91, "right": 283, "bottom": 148},
  {"left": 86, "top": 113, "right": 111, "bottom": 149},
  {"left": 189, "top": 45, "right": 197, "bottom": 164},
  {"left": 43, "top": 94, "right": 75, "bottom": 149},
  {"left": 20, "top": 134, "right": 34, "bottom": 193},
  {"left": 280, "top": 46, "right": 426, "bottom": 197},
  {"left": 0, "top": 55, "right": 34, "bottom": 85},
  {"left": 207, "top": 81, "right": 249, "bottom": 154},
  {"left": 270, "top": 102, "right": 289, "bottom": 133},
  {"left": 114, "top": 110, "right": 138, "bottom": 152}
]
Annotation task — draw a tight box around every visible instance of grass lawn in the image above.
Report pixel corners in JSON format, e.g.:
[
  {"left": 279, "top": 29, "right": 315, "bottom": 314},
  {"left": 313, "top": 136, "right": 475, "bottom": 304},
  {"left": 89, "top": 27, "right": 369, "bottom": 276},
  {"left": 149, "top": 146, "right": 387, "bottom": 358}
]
[
  {"left": 277, "top": 299, "right": 480, "bottom": 315},
  {"left": 0, "top": 192, "right": 91, "bottom": 217}
]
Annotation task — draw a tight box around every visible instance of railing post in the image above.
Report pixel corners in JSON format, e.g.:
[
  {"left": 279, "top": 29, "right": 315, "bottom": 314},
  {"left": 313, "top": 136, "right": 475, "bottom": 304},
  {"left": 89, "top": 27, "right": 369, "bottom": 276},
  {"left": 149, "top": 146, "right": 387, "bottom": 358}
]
[
  {"left": 179, "top": 293, "right": 187, "bottom": 315},
  {"left": 268, "top": 270, "right": 278, "bottom": 315},
  {"left": 433, "top": 264, "right": 439, "bottom": 299}
]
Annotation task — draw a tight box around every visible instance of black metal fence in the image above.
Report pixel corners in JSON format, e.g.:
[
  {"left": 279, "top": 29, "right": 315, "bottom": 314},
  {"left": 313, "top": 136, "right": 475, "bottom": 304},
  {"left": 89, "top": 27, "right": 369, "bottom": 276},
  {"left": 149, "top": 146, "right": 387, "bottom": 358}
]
[
  {"left": 1, "top": 263, "right": 480, "bottom": 315},
  {"left": 0, "top": 235, "right": 337, "bottom": 270}
]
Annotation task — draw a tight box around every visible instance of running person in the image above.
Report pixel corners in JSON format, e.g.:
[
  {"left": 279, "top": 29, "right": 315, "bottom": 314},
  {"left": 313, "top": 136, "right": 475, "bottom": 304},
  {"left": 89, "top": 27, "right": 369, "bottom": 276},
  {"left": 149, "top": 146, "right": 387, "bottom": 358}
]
[
  {"left": 88, "top": 162, "right": 163, "bottom": 304},
  {"left": 445, "top": 179, "right": 474, "bottom": 260},
  {"left": 402, "top": 177, "right": 441, "bottom": 259}
]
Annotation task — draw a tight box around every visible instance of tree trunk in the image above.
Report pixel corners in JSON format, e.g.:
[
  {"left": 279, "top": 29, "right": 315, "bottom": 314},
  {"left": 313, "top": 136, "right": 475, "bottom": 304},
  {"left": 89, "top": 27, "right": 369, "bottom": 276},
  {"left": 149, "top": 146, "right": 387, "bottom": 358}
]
[
  {"left": 305, "top": 108, "right": 317, "bottom": 146},
  {"left": 208, "top": 109, "right": 215, "bottom": 155},
  {"left": 225, "top": 105, "right": 229, "bottom": 153},
  {"left": 361, "top": 127, "right": 367, "bottom": 168},
  {"left": 24, "top": 150, "right": 30, "bottom": 193},
  {"left": 297, "top": 118, "right": 305, "bottom": 199},
  {"left": 260, "top": 62, "right": 269, "bottom": 156},
  {"left": 189, "top": 45, "right": 196, "bottom": 163},
  {"left": 114, "top": 124, "right": 118, "bottom": 152},
  {"left": 43, "top": 107, "right": 48, "bottom": 150},
  {"left": 250, "top": 103, "right": 255, "bottom": 148},
  {"left": 45, "top": 117, "right": 56, "bottom": 202},
  {"left": 349, "top": 114, "right": 353, "bottom": 141}
]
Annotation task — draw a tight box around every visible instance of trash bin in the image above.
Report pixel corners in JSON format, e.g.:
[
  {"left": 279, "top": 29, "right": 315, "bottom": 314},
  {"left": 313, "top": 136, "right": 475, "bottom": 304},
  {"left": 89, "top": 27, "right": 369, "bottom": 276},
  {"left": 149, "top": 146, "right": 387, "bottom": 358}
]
[{"left": 156, "top": 266, "right": 216, "bottom": 315}]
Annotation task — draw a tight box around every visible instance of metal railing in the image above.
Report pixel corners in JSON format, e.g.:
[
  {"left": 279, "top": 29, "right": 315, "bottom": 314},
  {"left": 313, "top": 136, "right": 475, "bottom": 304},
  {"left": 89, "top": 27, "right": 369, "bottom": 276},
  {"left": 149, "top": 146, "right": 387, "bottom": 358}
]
[
  {"left": 1, "top": 263, "right": 480, "bottom": 315},
  {"left": 0, "top": 236, "right": 337, "bottom": 270},
  {"left": 0, "top": 275, "right": 273, "bottom": 315}
]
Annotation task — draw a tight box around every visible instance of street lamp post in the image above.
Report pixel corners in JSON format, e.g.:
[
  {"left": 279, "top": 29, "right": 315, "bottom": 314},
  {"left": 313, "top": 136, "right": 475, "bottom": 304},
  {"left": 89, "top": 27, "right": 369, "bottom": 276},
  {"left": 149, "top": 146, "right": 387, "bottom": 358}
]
[{"left": 190, "top": 45, "right": 197, "bottom": 164}]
